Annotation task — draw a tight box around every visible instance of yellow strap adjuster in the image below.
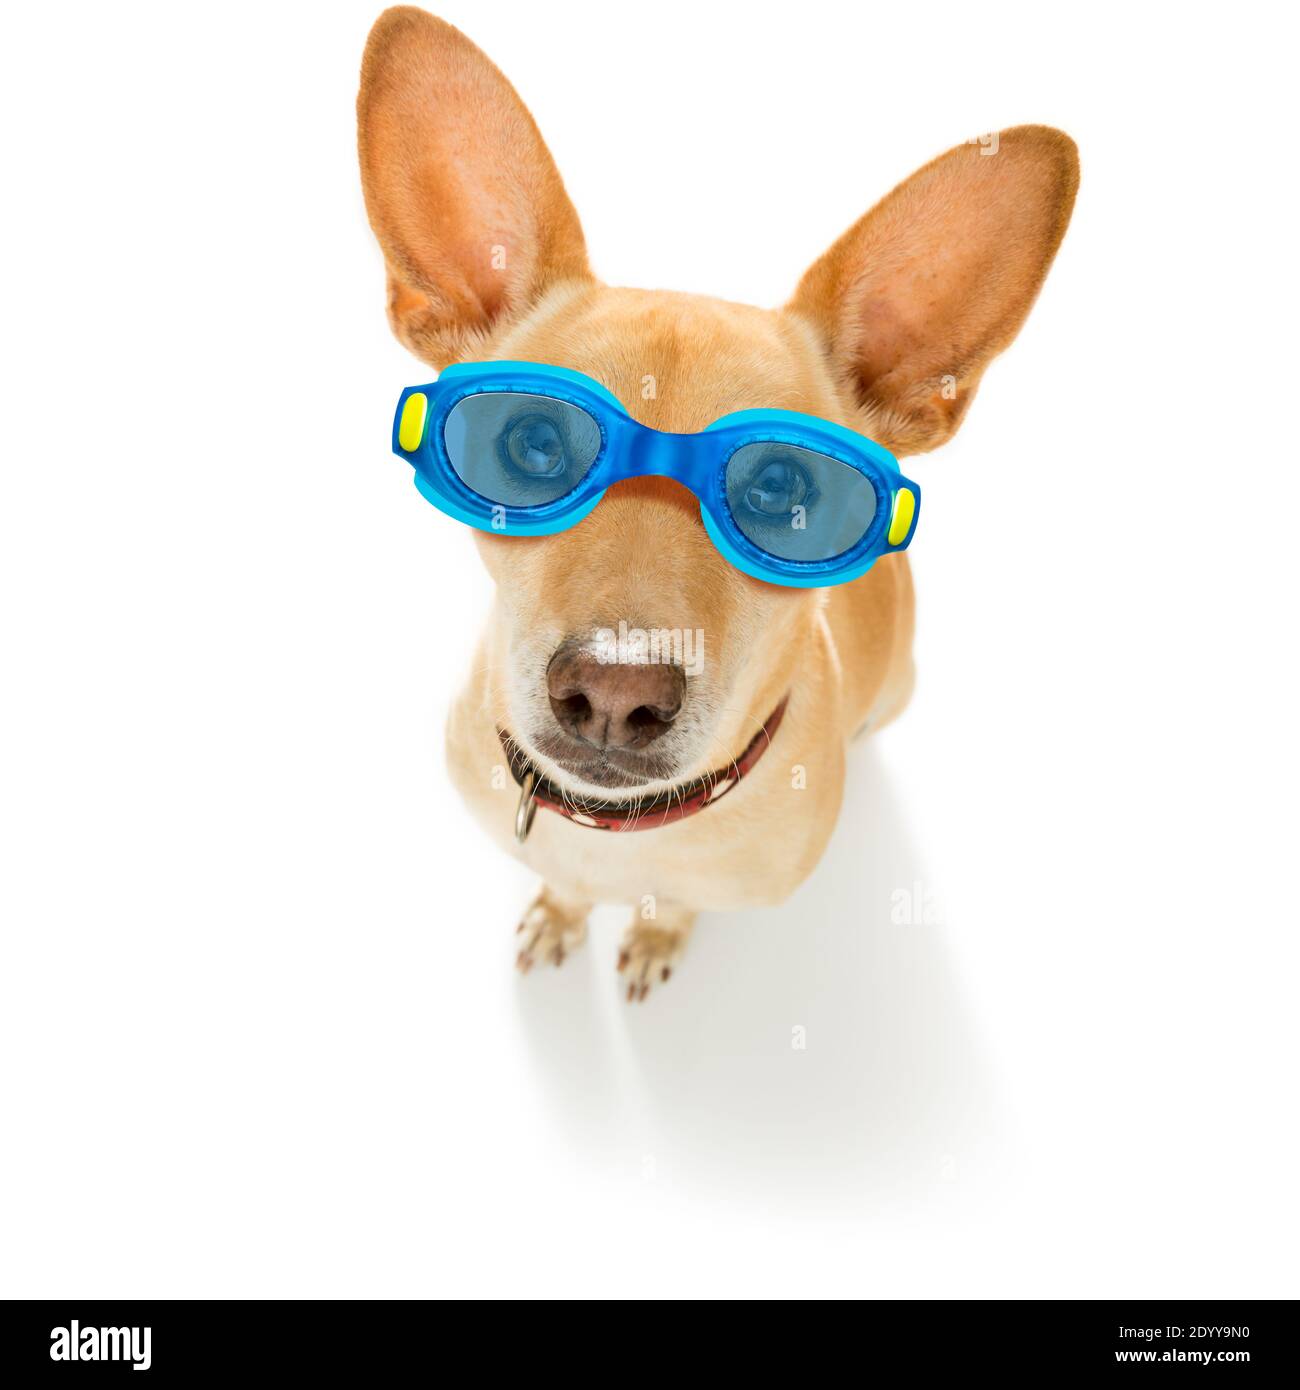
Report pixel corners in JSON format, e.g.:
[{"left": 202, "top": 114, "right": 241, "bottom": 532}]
[
  {"left": 398, "top": 392, "right": 428, "bottom": 452},
  {"left": 887, "top": 486, "right": 916, "bottom": 546}
]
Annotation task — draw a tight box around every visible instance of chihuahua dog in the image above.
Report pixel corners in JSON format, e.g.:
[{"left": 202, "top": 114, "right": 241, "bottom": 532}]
[{"left": 357, "top": 8, "right": 1077, "bottom": 998}]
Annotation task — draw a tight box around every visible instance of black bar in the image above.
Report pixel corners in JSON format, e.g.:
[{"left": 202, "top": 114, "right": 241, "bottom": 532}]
[{"left": 0, "top": 1300, "right": 1286, "bottom": 1377}]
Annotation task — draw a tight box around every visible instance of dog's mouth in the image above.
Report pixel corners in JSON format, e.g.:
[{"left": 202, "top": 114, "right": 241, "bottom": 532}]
[
  {"left": 498, "top": 696, "right": 789, "bottom": 836},
  {"left": 518, "top": 730, "right": 682, "bottom": 790}
]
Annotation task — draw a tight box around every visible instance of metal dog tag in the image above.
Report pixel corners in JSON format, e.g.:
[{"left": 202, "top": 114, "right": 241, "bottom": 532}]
[{"left": 515, "top": 769, "right": 539, "bottom": 844}]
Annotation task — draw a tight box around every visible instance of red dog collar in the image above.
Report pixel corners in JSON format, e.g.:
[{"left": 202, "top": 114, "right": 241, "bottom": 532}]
[{"left": 501, "top": 696, "right": 788, "bottom": 840}]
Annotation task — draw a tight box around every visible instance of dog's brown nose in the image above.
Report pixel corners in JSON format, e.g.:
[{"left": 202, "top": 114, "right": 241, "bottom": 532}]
[{"left": 547, "top": 643, "right": 685, "bottom": 750}]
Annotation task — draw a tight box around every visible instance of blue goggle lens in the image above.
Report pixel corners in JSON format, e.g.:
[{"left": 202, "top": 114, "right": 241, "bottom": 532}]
[
  {"left": 443, "top": 392, "right": 602, "bottom": 506},
  {"left": 723, "top": 441, "right": 877, "bottom": 562}
]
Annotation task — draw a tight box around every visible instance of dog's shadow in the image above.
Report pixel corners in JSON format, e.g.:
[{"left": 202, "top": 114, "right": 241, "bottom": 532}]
[{"left": 514, "top": 743, "right": 995, "bottom": 1210}]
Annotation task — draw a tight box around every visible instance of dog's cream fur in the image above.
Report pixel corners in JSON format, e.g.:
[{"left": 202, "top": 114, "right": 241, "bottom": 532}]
[{"left": 358, "top": 8, "right": 1078, "bottom": 996}]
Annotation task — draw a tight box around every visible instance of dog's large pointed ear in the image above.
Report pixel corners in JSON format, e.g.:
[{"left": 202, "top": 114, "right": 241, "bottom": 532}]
[
  {"left": 357, "top": 7, "right": 591, "bottom": 367},
  {"left": 788, "top": 126, "right": 1079, "bottom": 456}
]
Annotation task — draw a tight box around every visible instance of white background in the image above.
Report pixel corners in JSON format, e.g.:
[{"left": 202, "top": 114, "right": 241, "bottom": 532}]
[{"left": 2, "top": 0, "right": 1297, "bottom": 1298}]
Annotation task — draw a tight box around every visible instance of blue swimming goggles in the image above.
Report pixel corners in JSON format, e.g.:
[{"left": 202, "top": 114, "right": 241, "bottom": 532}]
[{"left": 391, "top": 361, "right": 919, "bottom": 588}]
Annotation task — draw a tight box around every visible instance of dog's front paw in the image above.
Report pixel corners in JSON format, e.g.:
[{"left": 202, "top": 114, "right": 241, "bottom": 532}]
[
  {"left": 617, "top": 910, "right": 695, "bottom": 1002},
  {"left": 516, "top": 886, "right": 590, "bottom": 972}
]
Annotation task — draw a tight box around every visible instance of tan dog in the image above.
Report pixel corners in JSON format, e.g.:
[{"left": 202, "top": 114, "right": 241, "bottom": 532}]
[{"left": 357, "top": 7, "right": 1078, "bottom": 998}]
